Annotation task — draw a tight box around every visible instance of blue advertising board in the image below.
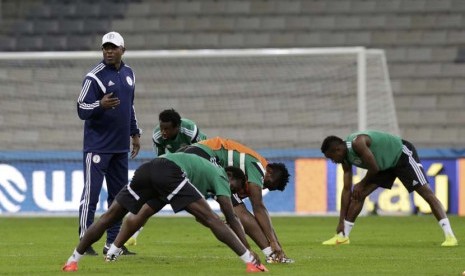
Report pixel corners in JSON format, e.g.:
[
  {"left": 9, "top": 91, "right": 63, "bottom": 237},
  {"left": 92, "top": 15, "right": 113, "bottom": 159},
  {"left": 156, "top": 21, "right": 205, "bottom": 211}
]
[{"left": 0, "top": 151, "right": 464, "bottom": 215}]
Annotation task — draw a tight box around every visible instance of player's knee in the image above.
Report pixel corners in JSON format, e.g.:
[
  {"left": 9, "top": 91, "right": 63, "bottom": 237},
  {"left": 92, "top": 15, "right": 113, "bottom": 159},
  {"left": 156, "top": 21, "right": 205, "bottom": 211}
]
[
  {"left": 97, "top": 212, "right": 116, "bottom": 228},
  {"left": 102, "top": 204, "right": 126, "bottom": 225},
  {"left": 201, "top": 215, "right": 223, "bottom": 229}
]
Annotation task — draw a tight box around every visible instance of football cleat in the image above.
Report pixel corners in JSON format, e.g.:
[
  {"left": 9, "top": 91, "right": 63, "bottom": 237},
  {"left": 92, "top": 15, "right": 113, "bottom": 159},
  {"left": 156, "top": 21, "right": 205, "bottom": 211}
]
[
  {"left": 322, "top": 234, "right": 350, "bottom": 245},
  {"left": 84, "top": 246, "right": 98, "bottom": 256},
  {"left": 246, "top": 262, "right": 269, "bottom": 273},
  {"left": 105, "top": 249, "right": 123, "bottom": 262},
  {"left": 121, "top": 245, "right": 136, "bottom": 255},
  {"left": 62, "top": 261, "right": 78, "bottom": 272},
  {"left": 265, "top": 255, "right": 276, "bottom": 264},
  {"left": 441, "top": 235, "right": 458, "bottom": 247},
  {"left": 103, "top": 244, "right": 136, "bottom": 255},
  {"left": 124, "top": 237, "right": 137, "bottom": 246},
  {"left": 265, "top": 254, "right": 295, "bottom": 264}
]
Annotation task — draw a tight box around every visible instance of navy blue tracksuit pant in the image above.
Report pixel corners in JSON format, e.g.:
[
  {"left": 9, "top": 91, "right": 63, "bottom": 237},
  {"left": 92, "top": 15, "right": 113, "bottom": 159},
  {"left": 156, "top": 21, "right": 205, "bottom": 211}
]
[{"left": 79, "top": 152, "right": 128, "bottom": 244}]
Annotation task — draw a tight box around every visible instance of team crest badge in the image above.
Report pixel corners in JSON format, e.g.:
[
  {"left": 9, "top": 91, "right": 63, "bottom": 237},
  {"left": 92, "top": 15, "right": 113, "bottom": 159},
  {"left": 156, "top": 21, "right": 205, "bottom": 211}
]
[
  {"left": 92, "top": 155, "right": 101, "bottom": 163},
  {"left": 126, "top": 76, "right": 133, "bottom": 86}
]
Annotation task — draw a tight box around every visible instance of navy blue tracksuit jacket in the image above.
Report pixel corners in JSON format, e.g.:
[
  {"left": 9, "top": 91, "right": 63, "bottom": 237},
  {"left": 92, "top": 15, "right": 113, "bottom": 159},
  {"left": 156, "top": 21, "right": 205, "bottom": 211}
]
[{"left": 76, "top": 59, "right": 141, "bottom": 244}]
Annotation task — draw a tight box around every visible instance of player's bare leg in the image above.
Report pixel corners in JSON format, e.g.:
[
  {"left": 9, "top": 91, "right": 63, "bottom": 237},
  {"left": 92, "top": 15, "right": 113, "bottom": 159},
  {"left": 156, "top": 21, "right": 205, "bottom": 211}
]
[
  {"left": 106, "top": 204, "right": 160, "bottom": 260},
  {"left": 115, "top": 205, "right": 155, "bottom": 248},
  {"left": 323, "top": 183, "right": 377, "bottom": 246},
  {"left": 63, "top": 202, "right": 128, "bottom": 271},
  {"left": 186, "top": 198, "right": 268, "bottom": 272},
  {"left": 414, "top": 184, "right": 457, "bottom": 246}
]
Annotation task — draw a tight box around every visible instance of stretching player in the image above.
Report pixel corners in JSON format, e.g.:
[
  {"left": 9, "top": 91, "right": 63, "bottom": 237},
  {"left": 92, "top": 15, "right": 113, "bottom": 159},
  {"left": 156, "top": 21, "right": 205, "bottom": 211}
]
[
  {"left": 125, "top": 108, "right": 207, "bottom": 246},
  {"left": 152, "top": 108, "right": 207, "bottom": 156},
  {"left": 62, "top": 152, "right": 267, "bottom": 273},
  {"left": 181, "top": 137, "right": 293, "bottom": 263},
  {"left": 320, "top": 130, "right": 458, "bottom": 247},
  {"left": 120, "top": 137, "right": 292, "bottom": 263}
]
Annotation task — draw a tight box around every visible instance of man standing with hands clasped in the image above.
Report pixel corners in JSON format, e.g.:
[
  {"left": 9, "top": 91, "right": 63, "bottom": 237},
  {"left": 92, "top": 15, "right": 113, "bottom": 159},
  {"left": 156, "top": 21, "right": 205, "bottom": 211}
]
[{"left": 76, "top": 31, "right": 142, "bottom": 256}]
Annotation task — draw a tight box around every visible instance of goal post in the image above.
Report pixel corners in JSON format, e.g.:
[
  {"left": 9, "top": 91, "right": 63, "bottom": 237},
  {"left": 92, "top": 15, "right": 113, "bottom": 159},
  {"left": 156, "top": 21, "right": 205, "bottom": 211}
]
[
  {"left": 0, "top": 47, "right": 400, "bottom": 214},
  {"left": 0, "top": 47, "right": 399, "bottom": 152}
]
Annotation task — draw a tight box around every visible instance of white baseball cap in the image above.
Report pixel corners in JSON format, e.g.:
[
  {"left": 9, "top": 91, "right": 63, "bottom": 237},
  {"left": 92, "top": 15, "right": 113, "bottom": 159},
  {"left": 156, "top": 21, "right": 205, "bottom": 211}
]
[{"left": 102, "top": 31, "right": 124, "bottom": 47}]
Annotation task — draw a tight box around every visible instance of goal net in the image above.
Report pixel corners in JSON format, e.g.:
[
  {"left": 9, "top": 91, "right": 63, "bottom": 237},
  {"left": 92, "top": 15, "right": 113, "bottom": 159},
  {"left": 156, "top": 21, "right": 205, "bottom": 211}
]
[
  {"left": 0, "top": 47, "right": 398, "bottom": 214},
  {"left": 0, "top": 47, "right": 398, "bottom": 152}
]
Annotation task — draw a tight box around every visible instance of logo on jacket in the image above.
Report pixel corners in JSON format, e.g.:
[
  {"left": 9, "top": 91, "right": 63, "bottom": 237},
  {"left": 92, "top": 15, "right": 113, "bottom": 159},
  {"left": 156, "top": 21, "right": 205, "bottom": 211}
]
[
  {"left": 108, "top": 80, "right": 115, "bottom": 87},
  {"left": 126, "top": 76, "right": 133, "bottom": 86},
  {"left": 92, "top": 155, "right": 101, "bottom": 163}
]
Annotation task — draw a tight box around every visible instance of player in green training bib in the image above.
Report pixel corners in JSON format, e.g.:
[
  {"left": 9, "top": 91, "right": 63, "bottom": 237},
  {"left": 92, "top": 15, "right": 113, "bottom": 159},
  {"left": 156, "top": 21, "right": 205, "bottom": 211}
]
[
  {"left": 126, "top": 109, "right": 207, "bottom": 246},
  {"left": 62, "top": 152, "right": 268, "bottom": 273},
  {"left": 320, "top": 130, "right": 457, "bottom": 247},
  {"left": 152, "top": 109, "right": 207, "bottom": 156},
  {"left": 181, "top": 137, "right": 293, "bottom": 263}
]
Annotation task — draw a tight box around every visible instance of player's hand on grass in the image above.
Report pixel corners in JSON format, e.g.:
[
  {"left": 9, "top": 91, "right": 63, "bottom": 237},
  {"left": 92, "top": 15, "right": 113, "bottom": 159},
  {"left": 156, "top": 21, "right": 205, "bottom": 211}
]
[
  {"left": 275, "top": 251, "right": 285, "bottom": 262},
  {"left": 270, "top": 242, "right": 284, "bottom": 257},
  {"left": 270, "top": 242, "right": 285, "bottom": 261}
]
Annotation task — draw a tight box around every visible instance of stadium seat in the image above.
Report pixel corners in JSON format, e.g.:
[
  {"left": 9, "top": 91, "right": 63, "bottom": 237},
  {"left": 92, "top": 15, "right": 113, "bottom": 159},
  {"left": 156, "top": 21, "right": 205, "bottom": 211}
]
[{"left": 1, "top": 0, "right": 465, "bottom": 148}]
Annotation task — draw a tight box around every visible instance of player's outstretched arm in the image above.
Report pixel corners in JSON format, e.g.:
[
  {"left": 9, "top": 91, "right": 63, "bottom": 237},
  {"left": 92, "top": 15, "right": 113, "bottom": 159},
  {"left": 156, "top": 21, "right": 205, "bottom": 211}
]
[
  {"left": 217, "top": 195, "right": 252, "bottom": 250},
  {"left": 247, "top": 183, "right": 283, "bottom": 257},
  {"left": 234, "top": 203, "right": 270, "bottom": 249},
  {"left": 337, "top": 162, "right": 353, "bottom": 234}
]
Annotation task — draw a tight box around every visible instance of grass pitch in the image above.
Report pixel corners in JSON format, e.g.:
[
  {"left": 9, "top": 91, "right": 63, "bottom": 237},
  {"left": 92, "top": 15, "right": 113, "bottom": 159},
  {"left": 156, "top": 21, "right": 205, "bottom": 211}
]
[{"left": 1, "top": 215, "right": 464, "bottom": 275}]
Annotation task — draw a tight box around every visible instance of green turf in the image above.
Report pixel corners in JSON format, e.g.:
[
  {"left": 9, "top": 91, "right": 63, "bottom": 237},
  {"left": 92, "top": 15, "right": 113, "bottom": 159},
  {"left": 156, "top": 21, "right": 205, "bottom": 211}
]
[{"left": 1, "top": 215, "right": 464, "bottom": 275}]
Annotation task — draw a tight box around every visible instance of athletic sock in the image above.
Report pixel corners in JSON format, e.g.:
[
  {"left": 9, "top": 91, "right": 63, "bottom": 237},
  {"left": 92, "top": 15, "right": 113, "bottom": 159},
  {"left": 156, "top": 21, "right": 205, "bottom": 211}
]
[
  {"left": 343, "top": 220, "right": 355, "bottom": 238},
  {"left": 67, "top": 249, "right": 83, "bottom": 264},
  {"left": 106, "top": 243, "right": 121, "bottom": 256},
  {"left": 262, "top": 246, "right": 273, "bottom": 257},
  {"left": 438, "top": 218, "right": 455, "bottom": 237},
  {"left": 240, "top": 249, "right": 255, "bottom": 264}
]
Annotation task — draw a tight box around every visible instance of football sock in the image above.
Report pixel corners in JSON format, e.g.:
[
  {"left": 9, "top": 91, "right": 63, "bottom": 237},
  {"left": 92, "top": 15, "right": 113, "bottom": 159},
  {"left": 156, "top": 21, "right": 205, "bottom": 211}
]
[
  {"left": 240, "top": 249, "right": 255, "bottom": 263},
  {"left": 106, "top": 243, "right": 121, "bottom": 256},
  {"left": 67, "top": 249, "right": 83, "bottom": 264},
  {"left": 343, "top": 220, "right": 355, "bottom": 237},
  {"left": 262, "top": 246, "right": 273, "bottom": 256},
  {"left": 438, "top": 218, "right": 455, "bottom": 237},
  {"left": 132, "top": 227, "right": 143, "bottom": 239}
]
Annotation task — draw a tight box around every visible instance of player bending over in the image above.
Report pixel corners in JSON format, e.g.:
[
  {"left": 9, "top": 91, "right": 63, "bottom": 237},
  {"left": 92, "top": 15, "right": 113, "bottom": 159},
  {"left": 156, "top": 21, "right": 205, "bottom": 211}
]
[
  {"left": 180, "top": 137, "right": 293, "bottom": 263},
  {"left": 320, "top": 130, "right": 458, "bottom": 247},
  {"left": 126, "top": 108, "right": 207, "bottom": 246},
  {"left": 62, "top": 152, "right": 267, "bottom": 273}
]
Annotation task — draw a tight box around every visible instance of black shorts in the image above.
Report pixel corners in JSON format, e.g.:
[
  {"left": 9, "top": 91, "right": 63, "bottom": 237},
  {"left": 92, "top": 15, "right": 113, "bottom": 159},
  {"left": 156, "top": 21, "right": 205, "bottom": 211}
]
[
  {"left": 370, "top": 140, "right": 428, "bottom": 193},
  {"left": 179, "top": 146, "right": 222, "bottom": 165},
  {"left": 116, "top": 158, "right": 204, "bottom": 214},
  {"left": 230, "top": 193, "right": 244, "bottom": 207},
  {"left": 181, "top": 146, "right": 239, "bottom": 205}
]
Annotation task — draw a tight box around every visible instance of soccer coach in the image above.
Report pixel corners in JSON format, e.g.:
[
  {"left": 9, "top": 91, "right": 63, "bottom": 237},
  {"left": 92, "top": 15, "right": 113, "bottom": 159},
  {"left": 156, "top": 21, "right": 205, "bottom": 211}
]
[{"left": 76, "top": 31, "right": 141, "bottom": 255}]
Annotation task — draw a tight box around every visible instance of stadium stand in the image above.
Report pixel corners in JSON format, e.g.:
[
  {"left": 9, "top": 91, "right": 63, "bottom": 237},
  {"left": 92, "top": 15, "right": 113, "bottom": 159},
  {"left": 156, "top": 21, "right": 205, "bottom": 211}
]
[{"left": 0, "top": 0, "right": 464, "bottom": 149}]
